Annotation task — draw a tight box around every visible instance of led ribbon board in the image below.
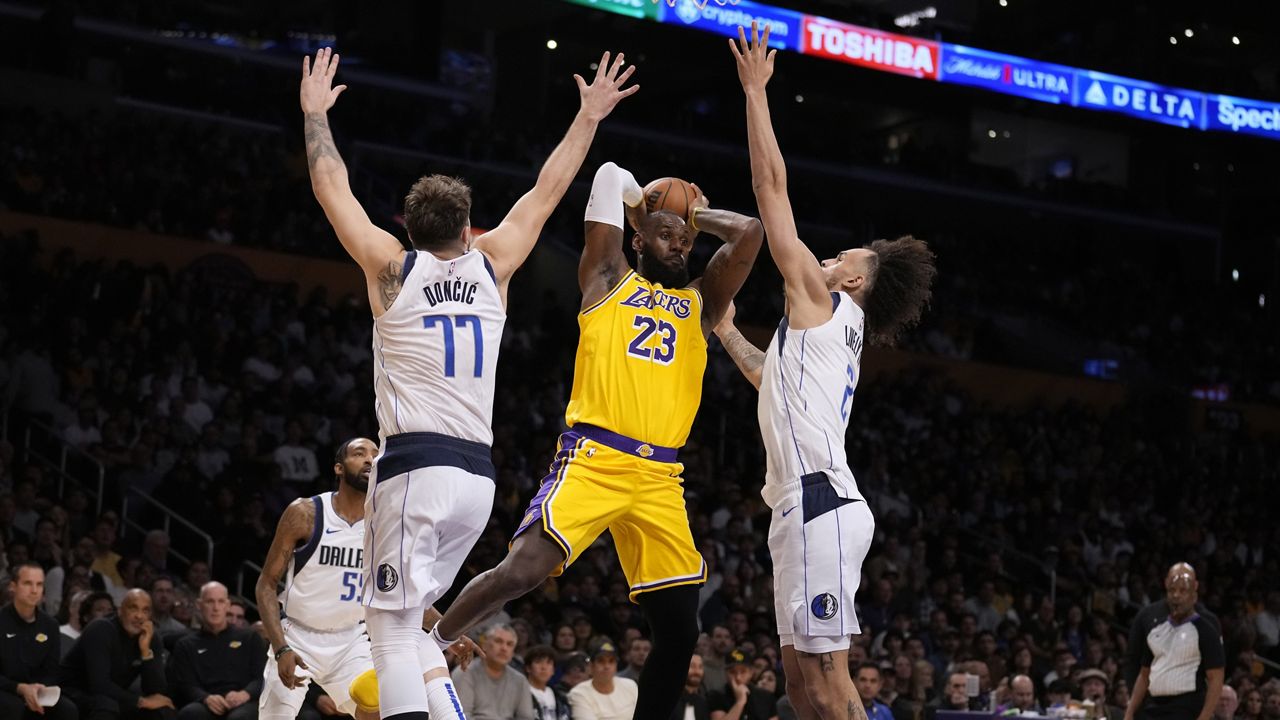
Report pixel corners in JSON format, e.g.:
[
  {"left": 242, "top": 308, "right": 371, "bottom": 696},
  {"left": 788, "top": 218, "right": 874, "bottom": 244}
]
[{"left": 564, "top": 0, "right": 1280, "bottom": 141}]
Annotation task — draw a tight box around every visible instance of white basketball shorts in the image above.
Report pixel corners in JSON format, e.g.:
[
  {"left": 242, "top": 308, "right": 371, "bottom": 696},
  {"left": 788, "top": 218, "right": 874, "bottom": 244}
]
[
  {"left": 770, "top": 470, "right": 875, "bottom": 654},
  {"left": 361, "top": 432, "right": 496, "bottom": 611}
]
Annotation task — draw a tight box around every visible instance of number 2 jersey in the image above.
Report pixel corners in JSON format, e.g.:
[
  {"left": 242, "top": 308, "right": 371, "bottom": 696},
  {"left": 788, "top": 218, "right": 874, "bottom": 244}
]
[
  {"left": 758, "top": 292, "right": 867, "bottom": 509},
  {"left": 565, "top": 270, "right": 707, "bottom": 449},
  {"left": 281, "top": 491, "right": 365, "bottom": 631},
  {"left": 372, "top": 249, "right": 505, "bottom": 446}
]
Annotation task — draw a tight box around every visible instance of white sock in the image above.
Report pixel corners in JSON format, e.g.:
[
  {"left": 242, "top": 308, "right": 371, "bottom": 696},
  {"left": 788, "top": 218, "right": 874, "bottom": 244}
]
[{"left": 426, "top": 676, "right": 468, "bottom": 720}]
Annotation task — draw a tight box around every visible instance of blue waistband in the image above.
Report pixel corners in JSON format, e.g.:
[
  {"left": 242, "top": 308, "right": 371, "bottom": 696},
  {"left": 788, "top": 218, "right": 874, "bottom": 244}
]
[
  {"left": 572, "top": 424, "right": 679, "bottom": 464},
  {"left": 377, "top": 432, "right": 495, "bottom": 481}
]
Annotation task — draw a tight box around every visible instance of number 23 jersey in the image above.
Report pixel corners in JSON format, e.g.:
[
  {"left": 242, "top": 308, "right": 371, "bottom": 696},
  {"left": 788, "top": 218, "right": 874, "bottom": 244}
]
[{"left": 565, "top": 270, "right": 707, "bottom": 449}]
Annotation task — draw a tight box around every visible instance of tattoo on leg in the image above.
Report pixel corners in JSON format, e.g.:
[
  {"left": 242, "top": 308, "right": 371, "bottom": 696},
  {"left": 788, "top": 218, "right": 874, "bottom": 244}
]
[{"left": 820, "top": 652, "right": 835, "bottom": 673}]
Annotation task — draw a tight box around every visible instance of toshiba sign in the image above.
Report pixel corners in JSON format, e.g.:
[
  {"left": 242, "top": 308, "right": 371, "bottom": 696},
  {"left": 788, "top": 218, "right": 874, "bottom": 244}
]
[{"left": 801, "top": 17, "right": 939, "bottom": 79}]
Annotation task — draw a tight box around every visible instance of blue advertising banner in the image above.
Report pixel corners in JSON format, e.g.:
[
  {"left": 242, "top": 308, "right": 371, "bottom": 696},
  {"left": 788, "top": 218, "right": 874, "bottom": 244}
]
[
  {"left": 1206, "top": 94, "right": 1280, "bottom": 141},
  {"left": 1072, "top": 70, "right": 1207, "bottom": 130},
  {"left": 939, "top": 44, "right": 1074, "bottom": 105},
  {"left": 564, "top": 0, "right": 1280, "bottom": 141},
  {"left": 655, "top": 0, "right": 803, "bottom": 51}
]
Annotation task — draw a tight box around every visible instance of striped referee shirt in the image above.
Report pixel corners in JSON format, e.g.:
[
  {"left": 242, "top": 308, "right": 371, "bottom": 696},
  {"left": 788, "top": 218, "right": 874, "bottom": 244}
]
[{"left": 1139, "top": 613, "right": 1224, "bottom": 700}]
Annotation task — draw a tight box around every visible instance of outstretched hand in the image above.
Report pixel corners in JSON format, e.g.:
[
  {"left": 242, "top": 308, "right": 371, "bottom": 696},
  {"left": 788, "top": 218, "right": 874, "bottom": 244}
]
[
  {"left": 730, "top": 22, "right": 776, "bottom": 91},
  {"left": 576, "top": 51, "right": 640, "bottom": 122},
  {"left": 301, "top": 47, "right": 348, "bottom": 115}
]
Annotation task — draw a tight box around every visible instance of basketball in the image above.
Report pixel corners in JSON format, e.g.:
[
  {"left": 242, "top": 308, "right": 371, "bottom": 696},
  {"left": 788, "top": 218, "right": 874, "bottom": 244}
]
[{"left": 643, "top": 177, "right": 698, "bottom": 222}]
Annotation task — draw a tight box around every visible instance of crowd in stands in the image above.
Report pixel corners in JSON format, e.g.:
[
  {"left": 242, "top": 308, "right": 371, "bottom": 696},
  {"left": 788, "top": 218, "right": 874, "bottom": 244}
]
[{"left": 3, "top": 103, "right": 1276, "bottom": 405}]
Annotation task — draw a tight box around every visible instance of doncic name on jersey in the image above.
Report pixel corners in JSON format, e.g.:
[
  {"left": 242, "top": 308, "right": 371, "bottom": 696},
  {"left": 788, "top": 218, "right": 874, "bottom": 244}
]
[{"left": 423, "top": 276, "right": 481, "bottom": 307}]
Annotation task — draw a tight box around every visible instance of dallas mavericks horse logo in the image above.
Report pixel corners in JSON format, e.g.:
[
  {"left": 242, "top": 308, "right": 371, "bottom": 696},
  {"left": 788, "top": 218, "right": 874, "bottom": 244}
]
[
  {"left": 811, "top": 593, "right": 838, "bottom": 620},
  {"left": 376, "top": 563, "right": 399, "bottom": 592}
]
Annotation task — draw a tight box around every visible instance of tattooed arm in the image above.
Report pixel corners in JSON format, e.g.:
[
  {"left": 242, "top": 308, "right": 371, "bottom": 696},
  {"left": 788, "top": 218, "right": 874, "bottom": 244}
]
[
  {"left": 713, "top": 301, "right": 765, "bottom": 390},
  {"left": 256, "top": 499, "right": 315, "bottom": 690},
  {"left": 300, "top": 48, "right": 405, "bottom": 316}
]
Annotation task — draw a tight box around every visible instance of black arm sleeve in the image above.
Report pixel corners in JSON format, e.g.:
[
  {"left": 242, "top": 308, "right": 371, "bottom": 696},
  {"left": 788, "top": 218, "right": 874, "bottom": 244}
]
[
  {"left": 167, "top": 639, "right": 205, "bottom": 704},
  {"left": 1197, "top": 618, "right": 1225, "bottom": 670},
  {"left": 139, "top": 632, "right": 169, "bottom": 698},
  {"left": 245, "top": 632, "right": 267, "bottom": 699},
  {"left": 37, "top": 617, "right": 61, "bottom": 685},
  {"left": 82, "top": 623, "right": 138, "bottom": 706}
]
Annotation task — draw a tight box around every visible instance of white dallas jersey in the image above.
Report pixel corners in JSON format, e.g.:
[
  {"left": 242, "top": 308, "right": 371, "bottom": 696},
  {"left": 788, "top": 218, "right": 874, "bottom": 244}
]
[
  {"left": 372, "top": 249, "right": 505, "bottom": 445},
  {"left": 758, "top": 293, "right": 867, "bottom": 509},
  {"left": 281, "top": 492, "right": 366, "bottom": 631}
]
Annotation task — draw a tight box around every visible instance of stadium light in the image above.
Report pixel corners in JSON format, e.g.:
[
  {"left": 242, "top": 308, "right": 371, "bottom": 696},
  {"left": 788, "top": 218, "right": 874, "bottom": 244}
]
[
  {"left": 998, "top": 0, "right": 1007, "bottom": 6},
  {"left": 1184, "top": 28, "right": 1194, "bottom": 38},
  {"left": 1169, "top": 36, "right": 1178, "bottom": 45},
  {"left": 546, "top": 39, "right": 558, "bottom": 50},
  {"left": 987, "top": 129, "right": 997, "bottom": 138},
  {"left": 1261, "top": 294, "right": 1267, "bottom": 308},
  {"left": 1232, "top": 269, "right": 1240, "bottom": 281},
  {"left": 1233, "top": 35, "right": 1241, "bottom": 45},
  {"left": 795, "top": 94, "right": 804, "bottom": 102}
]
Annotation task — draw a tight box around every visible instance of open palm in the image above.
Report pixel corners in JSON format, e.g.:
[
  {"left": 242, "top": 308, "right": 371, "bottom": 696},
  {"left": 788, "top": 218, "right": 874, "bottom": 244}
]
[{"left": 301, "top": 47, "right": 348, "bottom": 114}]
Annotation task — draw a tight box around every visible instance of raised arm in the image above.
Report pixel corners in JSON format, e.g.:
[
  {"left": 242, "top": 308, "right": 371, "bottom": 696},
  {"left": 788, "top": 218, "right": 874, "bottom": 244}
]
[
  {"left": 731, "top": 24, "right": 830, "bottom": 329},
  {"left": 713, "top": 302, "right": 764, "bottom": 390},
  {"left": 688, "top": 194, "right": 764, "bottom": 337},
  {"left": 300, "top": 48, "right": 405, "bottom": 316},
  {"left": 475, "top": 52, "right": 638, "bottom": 302},
  {"left": 255, "top": 498, "right": 315, "bottom": 690},
  {"left": 579, "top": 162, "right": 644, "bottom": 309}
]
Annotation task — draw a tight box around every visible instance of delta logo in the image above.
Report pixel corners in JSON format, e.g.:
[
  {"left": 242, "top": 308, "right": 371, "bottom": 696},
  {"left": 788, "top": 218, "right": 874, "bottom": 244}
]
[{"left": 802, "top": 17, "right": 938, "bottom": 79}]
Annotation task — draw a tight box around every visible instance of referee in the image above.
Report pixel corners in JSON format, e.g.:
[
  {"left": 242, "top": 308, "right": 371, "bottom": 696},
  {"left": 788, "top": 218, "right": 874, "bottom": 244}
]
[{"left": 1123, "top": 563, "right": 1224, "bottom": 720}]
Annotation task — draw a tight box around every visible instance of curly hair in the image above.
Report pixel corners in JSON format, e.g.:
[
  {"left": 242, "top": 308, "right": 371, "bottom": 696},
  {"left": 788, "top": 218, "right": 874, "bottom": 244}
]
[
  {"left": 863, "top": 235, "right": 936, "bottom": 347},
  {"left": 403, "top": 174, "right": 471, "bottom": 250}
]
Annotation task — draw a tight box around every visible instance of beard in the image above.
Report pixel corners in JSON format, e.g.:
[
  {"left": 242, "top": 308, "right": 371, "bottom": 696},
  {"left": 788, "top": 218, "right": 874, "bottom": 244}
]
[
  {"left": 637, "top": 250, "right": 690, "bottom": 288},
  {"left": 344, "top": 469, "right": 370, "bottom": 493}
]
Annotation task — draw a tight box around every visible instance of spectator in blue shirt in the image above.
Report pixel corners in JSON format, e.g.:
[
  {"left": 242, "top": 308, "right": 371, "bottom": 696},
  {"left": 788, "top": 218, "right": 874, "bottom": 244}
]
[{"left": 854, "top": 663, "right": 895, "bottom": 720}]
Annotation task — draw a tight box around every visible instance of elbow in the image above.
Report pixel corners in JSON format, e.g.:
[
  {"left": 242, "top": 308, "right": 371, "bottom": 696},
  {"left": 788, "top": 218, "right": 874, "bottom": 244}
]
[{"left": 751, "top": 172, "right": 786, "bottom": 195}]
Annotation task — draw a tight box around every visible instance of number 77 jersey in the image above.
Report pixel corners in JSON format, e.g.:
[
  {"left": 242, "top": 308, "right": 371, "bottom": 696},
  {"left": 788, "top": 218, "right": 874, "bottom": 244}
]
[
  {"left": 372, "top": 250, "right": 506, "bottom": 446},
  {"left": 565, "top": 270, "right": 708, "bottom": 449}
]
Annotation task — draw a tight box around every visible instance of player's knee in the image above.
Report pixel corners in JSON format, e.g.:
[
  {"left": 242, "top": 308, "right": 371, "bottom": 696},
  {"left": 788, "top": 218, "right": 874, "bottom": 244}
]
[
  {"left": 640, "top": 586, "right": 699, "bottom": 649},
  {"left": 803, "top": 680, "right": 849, "bottom": 720},
  {"left": 496, "top": 542, "right": 560, "bottom": 592},
  {"left": 786, "top": 678, "right": 809, "bottom": 706}
]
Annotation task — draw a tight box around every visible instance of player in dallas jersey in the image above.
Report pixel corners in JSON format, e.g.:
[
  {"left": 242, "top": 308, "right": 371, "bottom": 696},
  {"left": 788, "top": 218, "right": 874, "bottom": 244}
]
[
  {"left": 428, "top": 160, "right": 763, "bottom": 720},
  {"left": 256, "top": 438, "right": 479, "bottom": 720},
  {"left": 256, "top": 438, "right": 377, "bottom": 720},
  {"left": 300, "top": 46, "right": 637, "bottom": 720},
  {"left": 717, "top": 24, "right": 936, "bottom": 720}
]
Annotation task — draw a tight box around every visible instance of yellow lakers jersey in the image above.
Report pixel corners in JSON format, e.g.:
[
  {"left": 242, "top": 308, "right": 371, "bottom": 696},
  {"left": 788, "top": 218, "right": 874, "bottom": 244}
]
[{"left": 565, "top": 270, "right": 708, "bottom": 449}]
